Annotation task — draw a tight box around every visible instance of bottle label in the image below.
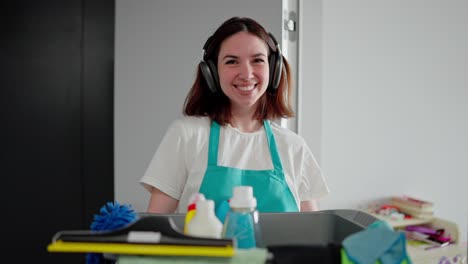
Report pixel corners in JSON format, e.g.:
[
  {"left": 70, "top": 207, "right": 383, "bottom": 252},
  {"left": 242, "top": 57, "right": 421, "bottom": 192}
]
[{"left": 224, "top": 213, "right": 256, "bottom": 249}]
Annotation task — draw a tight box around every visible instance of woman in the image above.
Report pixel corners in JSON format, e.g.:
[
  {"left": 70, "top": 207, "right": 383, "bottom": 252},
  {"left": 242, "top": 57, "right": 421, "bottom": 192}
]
[{"left": 140, "top": 17, "right": 329, "bottom": 213}]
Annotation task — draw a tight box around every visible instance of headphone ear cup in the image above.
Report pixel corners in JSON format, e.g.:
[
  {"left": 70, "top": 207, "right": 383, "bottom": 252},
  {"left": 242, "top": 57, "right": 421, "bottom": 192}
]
[
  {"left": 269, "top": 52, "right": 282, "bottom": 90},
  {"left": 207, "top": 60, "right": 219, "bottom": 91},
  {"left": 199, "top": 60, "right": 217, "bottom": 93}
]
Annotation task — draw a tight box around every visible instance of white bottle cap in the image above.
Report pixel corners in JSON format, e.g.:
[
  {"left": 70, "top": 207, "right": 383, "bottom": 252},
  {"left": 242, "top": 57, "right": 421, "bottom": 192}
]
[{"left": 229, "top": 186, "right": 257, "bottom": 208}]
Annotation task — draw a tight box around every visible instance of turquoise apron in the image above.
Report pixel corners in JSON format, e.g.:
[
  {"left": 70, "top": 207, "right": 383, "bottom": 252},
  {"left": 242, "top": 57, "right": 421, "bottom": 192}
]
[{"left": 199, "top": 120, "right": 298, "bottom": 212}]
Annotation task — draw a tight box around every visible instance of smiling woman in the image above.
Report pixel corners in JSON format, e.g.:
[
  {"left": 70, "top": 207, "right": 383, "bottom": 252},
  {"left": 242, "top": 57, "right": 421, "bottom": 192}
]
[
  {"left": 114, "top": 0, "right": 298, "bottom": 219},
  {"left": 139, "top": 17, "right": 329, "bottom": 215}
]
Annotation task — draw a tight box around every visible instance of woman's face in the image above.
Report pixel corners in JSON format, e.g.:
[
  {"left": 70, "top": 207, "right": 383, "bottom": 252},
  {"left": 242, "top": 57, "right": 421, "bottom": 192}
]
[{"left": 217, "top": 32, "right": 269, "bottom": 112}]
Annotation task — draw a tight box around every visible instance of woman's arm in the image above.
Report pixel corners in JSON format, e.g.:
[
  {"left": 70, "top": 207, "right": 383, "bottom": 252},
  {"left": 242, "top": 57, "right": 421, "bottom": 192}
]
[
  {"left": 300, "top": 200, "right": 319, "bottom": 212},
  {"left": 147, "top": 187, "right": 179, "bottom": 213}
]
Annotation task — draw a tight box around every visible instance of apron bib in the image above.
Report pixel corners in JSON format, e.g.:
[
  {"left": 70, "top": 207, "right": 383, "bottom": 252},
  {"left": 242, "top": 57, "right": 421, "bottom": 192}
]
[{"left": 199, "top": 120, "right": 298, "bottom": 212}]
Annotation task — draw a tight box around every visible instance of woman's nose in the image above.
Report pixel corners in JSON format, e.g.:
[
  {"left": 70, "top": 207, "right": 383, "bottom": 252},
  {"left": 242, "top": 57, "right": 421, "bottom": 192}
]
[{"left": 238, "top": 62, "right": 254, "bottom": 80}]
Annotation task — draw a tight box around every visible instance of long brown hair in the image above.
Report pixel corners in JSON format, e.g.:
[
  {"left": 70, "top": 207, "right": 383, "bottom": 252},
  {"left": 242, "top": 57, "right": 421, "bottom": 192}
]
[{"left": 183, "top": 17, "right": 294, "bottom": 125}]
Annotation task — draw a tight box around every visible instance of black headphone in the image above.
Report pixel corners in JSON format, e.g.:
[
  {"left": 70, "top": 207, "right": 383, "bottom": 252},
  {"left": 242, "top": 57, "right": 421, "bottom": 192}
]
[{"left": 199, "top": 32, "right": 283, "bottom": 93}]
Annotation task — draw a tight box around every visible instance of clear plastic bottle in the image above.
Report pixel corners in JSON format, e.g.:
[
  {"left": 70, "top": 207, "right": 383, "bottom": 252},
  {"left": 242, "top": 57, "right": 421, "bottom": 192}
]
[
  {"left": 222, "top": 186, "right": 262, "bottom": 249},
  {"left": 186, "top": 199, "right": 223, "bottom": 239}
]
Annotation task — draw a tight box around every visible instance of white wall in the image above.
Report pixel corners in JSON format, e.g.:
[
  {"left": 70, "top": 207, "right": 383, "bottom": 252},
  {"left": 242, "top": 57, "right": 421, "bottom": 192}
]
[
  {"left": 115, "top": 0, "right": 284, "bottom": 213},
  {"left": 300, "top": 0, "right": 468, "bottom": 241}
]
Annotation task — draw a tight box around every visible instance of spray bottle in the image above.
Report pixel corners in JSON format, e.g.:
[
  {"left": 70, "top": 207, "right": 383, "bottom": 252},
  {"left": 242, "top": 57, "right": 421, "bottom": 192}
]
[{"left": 186, "top": 199, "right": 223, "bottom": 239}]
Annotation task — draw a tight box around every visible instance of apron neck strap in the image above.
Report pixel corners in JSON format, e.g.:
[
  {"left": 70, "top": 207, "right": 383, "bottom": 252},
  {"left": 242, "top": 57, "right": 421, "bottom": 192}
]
[
  {"left": 208, "top": 121, "right": 221, "bottom": 165},
  {"left": 263, "top": 120, "right": 283, "bottom": 171}
]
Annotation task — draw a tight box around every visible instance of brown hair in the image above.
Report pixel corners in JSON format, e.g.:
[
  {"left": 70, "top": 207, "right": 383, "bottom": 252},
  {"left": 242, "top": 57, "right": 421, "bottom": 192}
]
[{"left": 183, "top": 17, "right": 294, "bottom": 125}]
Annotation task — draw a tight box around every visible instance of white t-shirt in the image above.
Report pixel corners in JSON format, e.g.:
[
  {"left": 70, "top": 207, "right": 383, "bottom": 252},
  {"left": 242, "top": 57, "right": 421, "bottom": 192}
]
[{"left": 140, "top": 116, "right": 329, "bottom": 213}]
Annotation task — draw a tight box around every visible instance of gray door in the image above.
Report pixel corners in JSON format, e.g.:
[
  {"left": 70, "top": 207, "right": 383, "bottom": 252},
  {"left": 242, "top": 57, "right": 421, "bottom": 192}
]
[{"left": 115, "top": 0, "right": 298, "bottom": 212}]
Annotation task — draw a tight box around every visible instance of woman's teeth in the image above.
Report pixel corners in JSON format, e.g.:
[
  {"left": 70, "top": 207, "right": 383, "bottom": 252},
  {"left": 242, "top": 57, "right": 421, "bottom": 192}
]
[{"left": 236, "top": 85, "right": 255, "bottom": 91}]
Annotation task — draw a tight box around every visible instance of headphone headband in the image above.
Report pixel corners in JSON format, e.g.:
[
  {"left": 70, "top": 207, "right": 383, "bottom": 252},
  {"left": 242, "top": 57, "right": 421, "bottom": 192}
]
[{"left": 202, "top": 36, "right": 213, "bottom": 61}]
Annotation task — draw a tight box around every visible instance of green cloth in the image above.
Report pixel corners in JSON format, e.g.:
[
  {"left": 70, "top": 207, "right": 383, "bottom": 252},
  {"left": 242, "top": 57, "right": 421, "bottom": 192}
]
[{"left": 118, "top": 248, "right": 268, "bottom": 264}]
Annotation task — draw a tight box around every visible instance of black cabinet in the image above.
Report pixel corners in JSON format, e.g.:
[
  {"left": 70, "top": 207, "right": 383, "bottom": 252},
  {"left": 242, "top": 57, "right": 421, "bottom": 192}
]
[{"left": 1, "top": 0, "right": 114, "bottom": 262}]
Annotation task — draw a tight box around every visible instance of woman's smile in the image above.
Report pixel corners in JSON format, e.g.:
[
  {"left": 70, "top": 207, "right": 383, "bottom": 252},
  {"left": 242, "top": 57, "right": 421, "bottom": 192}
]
[{"left": 234, "top": 84, "right": 256, "bottom": 91}]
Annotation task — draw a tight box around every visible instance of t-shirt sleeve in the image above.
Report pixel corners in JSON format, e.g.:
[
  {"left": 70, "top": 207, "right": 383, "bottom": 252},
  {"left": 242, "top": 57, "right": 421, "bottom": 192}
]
[
  {"left": 298, "top": 145, "right": 330, "bottom": 201},
  {"left": 139, "top": 120, "right": 188, "bottom": 200}
]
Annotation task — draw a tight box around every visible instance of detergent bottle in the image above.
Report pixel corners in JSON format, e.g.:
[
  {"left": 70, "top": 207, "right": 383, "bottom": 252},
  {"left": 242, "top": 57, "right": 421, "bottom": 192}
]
[{"left": 222, "top": 186, "right": 262, "bottom": 249}]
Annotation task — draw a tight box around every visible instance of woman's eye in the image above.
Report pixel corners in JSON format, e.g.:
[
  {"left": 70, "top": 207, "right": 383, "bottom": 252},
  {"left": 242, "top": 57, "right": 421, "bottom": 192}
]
[
  {"left": 254, "top": 58, "right": 265, "bottom": 63},
  {"left": 225, "top": 60, "right": 237, "bottom": 64}
]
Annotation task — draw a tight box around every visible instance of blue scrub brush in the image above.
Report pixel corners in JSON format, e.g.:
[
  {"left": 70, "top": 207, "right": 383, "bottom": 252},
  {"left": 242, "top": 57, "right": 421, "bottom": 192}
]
[{"left": 86, "top": 201, "right": 139, "bottom": 264}]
